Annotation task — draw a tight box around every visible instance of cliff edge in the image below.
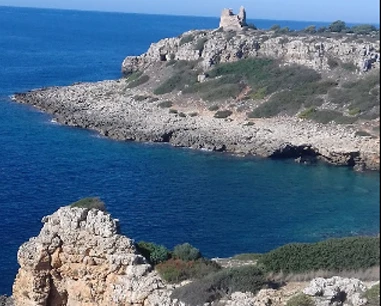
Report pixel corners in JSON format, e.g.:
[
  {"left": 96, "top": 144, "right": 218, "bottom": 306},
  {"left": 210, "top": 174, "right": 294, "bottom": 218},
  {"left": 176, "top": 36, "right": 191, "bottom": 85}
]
[{"left": 12, "top": 207, "right": 173, "bottom": 306}]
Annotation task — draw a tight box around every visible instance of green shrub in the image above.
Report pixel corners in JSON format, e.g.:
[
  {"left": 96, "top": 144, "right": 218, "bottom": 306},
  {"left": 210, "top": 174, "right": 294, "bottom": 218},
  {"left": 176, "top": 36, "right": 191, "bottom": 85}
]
[
  {"left": 214, "top": 110, "right": 233, "bottom": 118},
  {"left": 154, "top": 75, "right": 183, "bottom": 94},
  {"left": 329, "top": 73, "right": 379, "bottom": 114},
  {"left": 298, "top": 107, "right": 317, "bottom": 119},
  {"left": 362, "top": 283, "right": 380, "bottom": 306},
  {"left": 329, "top": 20, "right": 347, "bottom": 32},
  {"left": 249, "top": 87, "right": 267, "bottom": 100},
  {"left": 156, "top": 258, "right": 221, "bottom": 283},
  {"left": 286, "top": 293, "right": 315, "bottom": 306},
  {"left": 148, "top": 97, "right": 159, "bottom": 103},
  {"left": 157, "top": 101, "right": 173, "bottom": 108},
  {"left": 270, "top": 24, "right": 281, "bottom": 31},
  {"left": 297, "top": 109, "right": 356, "bottom": 124},
  {"left": 276, "top": 27, "right": 290, "bottom": 34},
  {"left": 208, "top": 105, "right": 220, "bottom": 111},
  {"left": 173, "top": 243, "right": 201, "bottom": 261},
  {"left": 258, "top": 236, "right": 380, "bottom": 273},
  {"left": 133, "top": 95, "right": 150, "bottom": 101},
  {"left": 317, "top": 26, "right": 327, "bottom": 33},
  {"left": 124, "top": 71, "right": 142, "bottom": 81},
  {"left": 327, "top": 57, "right": 340, "bottom": 69},
  {"left": 303, "top": 25, "right": 317, "bottom": 34},
  {"left": 333, "top": 115, "right": 357, "bottom": 124},
  {"left": 232, "top": 253, "right": 263, "bottom": 261},
  {"left": 246, "top": 79, "right": 334, "bottom": 118},
  {"left": 179, "top": 34, "right": 195, "bottom": 45},
  {"left": 355, "top": 130, "right": 372, "bottom": 137},
  {"left": 171, "top": 266, "right": 266, "bottom": 306},
  {"left": 351, "top": 24, "right": 377, "bottom": 35},
  {"left": 154, "top": 60, "right": 199, "bottom": 94},
  {"left": 341, "top": 62, "right": 357, "bottom": 72},
  {"left": 70, "top": 197, "right": 106, "bottom": 211},
  {"left": 202, "top": 83, "right": 244, "bottom": 101},
  {"left": 348, "top": 108, "right": 361, "bottom": 116},
  {"left": 136, "top": 241, "right": 171, "bottom": 265},
  {"left": 126, "top": 74, "right": 149, "bottom": 88}
]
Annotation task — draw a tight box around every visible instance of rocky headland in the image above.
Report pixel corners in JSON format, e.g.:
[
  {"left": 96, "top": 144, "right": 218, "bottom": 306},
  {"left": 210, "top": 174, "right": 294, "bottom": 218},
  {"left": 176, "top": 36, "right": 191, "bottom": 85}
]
[
  {"left": 12, "top": 7, "right": 380, "bottom": 171},
  {"left": 9, "top": 205, "right": 380, "bottom": 306}
]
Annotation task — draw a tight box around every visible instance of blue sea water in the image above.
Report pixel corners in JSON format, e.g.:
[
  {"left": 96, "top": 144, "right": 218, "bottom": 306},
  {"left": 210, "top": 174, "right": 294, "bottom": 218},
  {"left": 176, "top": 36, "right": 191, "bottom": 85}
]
[{"left": 0, "top": 6, "right": 379, "bottom": 294}]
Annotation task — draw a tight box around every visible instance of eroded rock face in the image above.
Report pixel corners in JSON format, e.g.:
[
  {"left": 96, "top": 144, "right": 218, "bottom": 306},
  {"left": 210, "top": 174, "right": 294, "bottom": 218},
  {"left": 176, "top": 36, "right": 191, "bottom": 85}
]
[
  {"left": 303, "top": 277, "right": 369, "bottom": 306},
  {"left": 0, "top": 296, "right": 14, "bottom": 306},
  {"left": 12, "top": 207, "right": 174, "bottom": 306},
  {"left": 122, "top": 28, "right": 380, "bottom": 75}
]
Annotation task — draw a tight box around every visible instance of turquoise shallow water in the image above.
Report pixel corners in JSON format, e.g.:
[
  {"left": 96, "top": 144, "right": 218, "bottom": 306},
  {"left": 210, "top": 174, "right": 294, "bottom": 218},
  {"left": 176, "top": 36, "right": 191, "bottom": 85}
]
[{"left": 0, "top": 6, "right": 379, "bottom": 294}]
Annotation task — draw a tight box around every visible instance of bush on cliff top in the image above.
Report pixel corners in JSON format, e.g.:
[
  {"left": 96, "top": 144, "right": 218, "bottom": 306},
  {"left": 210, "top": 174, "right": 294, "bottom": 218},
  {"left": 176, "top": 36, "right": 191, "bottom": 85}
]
[
  {"left": 156, "top": 258, "right": 221, "bottom": 283},
  {"left": 126, "top": 74, "right": 150, "bottom": 88},
  {"left": 70, "top": 197, "right": 106, "bottom": 211},
  {"left": 258, "top": 236, "right": 380, "bottom": 273},
  {"left": 173, "top": 243, "right": 202, "bottom": 261},
  {"left": 286, "top": 293, "right": 315, "bottom": 306},
  {"left": 154, "top": 60, "right": 200, "bottom": 95},
  {"left": 171, "top": 265, "right": 266, "bottom": 306},
  {"left": 136, "top": 241, "right": 171, "bottom": 265}
]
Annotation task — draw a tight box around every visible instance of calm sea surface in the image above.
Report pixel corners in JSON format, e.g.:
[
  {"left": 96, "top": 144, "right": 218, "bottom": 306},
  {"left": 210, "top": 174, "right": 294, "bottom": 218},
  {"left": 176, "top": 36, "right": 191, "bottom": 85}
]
[{"left": 0, "top": 6, "right": 379, "bottom": 294}]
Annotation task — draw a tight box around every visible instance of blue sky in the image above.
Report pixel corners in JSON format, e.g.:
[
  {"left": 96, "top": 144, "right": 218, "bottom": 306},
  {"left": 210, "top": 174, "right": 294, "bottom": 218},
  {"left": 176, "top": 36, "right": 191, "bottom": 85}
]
[{"left": 0, "top": 0, "right": 379, "bottom": 23}]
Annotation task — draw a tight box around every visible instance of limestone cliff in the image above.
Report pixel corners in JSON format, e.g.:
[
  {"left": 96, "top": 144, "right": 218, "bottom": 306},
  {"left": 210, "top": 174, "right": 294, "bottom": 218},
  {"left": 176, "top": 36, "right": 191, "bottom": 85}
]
[
  {"left": 122, "top": 10, "right": 379, "bottom": 75},
  {"left": 12, "top": 207, "right": 174, "bottom": 306}
]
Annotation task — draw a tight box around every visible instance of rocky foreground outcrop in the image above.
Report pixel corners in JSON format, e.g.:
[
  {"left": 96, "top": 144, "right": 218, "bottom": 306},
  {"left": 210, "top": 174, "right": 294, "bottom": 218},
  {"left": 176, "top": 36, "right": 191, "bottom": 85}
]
[
  {"left": 12, "top": 206, "right": 380, "bottom": 306},
  {"left": 12, "top": 207, "right": 173, "bottom": 306}
]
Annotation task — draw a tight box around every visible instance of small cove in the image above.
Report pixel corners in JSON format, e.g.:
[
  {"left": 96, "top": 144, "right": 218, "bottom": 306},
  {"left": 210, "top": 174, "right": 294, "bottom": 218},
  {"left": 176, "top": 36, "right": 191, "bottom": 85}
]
[{"left": 0, "top": 6, "right": 379, "bottom": 294}]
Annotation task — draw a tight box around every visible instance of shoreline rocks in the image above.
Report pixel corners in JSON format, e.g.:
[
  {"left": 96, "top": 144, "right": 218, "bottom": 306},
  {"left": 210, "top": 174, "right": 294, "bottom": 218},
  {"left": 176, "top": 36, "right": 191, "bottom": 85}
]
[{"left": 13, "top": 81, "right": 380, "bottom": 171}]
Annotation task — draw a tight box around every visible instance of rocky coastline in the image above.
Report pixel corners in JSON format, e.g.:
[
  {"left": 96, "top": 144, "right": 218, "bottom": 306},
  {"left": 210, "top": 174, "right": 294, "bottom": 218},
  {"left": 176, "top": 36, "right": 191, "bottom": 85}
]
[
  {"left": 11, "top": 7, "right": 380, "bottom": 171},
  {"left": 13, "top": 79, "right": 380, "bottom": 171}
]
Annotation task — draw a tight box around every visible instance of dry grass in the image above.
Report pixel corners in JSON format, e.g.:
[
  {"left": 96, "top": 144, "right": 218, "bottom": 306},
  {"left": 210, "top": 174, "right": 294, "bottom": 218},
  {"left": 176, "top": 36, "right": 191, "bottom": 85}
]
[{"left": 267, "top": 266, "right": 380, "bottom": 282}]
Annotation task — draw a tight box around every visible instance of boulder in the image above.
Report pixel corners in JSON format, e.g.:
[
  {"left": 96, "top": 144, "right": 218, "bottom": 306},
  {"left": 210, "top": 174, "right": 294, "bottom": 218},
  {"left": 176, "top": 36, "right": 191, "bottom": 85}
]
[
  {"left": 12, "top": 207, "right": 176, "bottom": 306},
  {"left": 303, "top": 277, "right": 368, "bottom": 306}
]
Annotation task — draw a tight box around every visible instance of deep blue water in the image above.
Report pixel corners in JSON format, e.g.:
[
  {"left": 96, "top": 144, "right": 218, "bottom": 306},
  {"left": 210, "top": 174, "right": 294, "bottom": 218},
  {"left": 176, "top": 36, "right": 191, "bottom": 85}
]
[{"left": 0, "top": 6, "right": 379, "bottom": 294}]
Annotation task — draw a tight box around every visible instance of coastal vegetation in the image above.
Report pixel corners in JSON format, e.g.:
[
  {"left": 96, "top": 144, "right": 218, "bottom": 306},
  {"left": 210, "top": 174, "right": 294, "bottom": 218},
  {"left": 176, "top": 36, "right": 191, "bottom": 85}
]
[
  {"left": 363, "top": 283, "right": 380, "bottom": 306},
  {"left": 257, "top": 236, "right": 380, "bottom": 273},
  {"left": 125, "top": 71, "right": 150, "bottom": 88},
  {"left": 171, "top": 265, "right": 266, "bottom": 306},
  {"left": 269, "top": 20, "right": 379, "bottom": 36},
  {"left": 144, "top": 236, "right": 379, "bottom": 305},
  {"left": 153, "top": 55, "right": 379, "bottom": 124},
  {"left": 214, "top": 110, "right": 233, "bottom": 118},
  {"left": 69, "top": 197, "right": 106, "bottom": 211},
  {"left": 286, "top": 293, "right": 315, "bottom": 306}
]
